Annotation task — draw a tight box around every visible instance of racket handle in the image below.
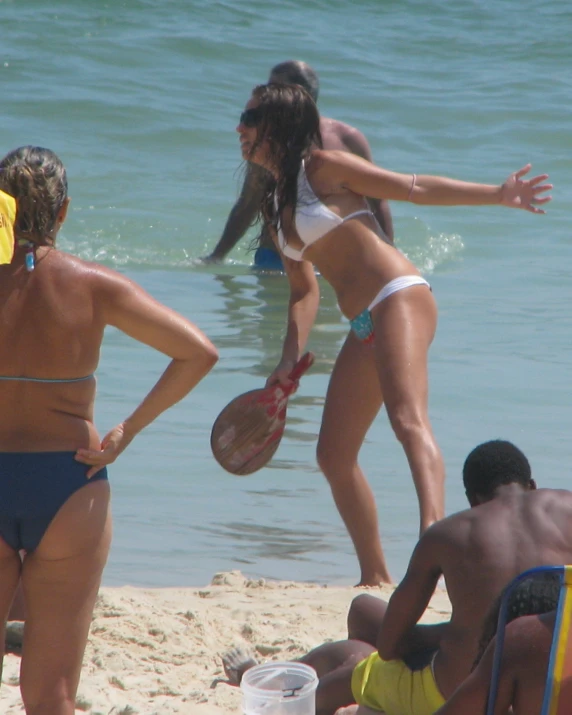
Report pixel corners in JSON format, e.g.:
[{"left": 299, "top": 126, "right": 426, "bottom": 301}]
[{"left": 287, "top": 352, "right": 315, "bottom": 382}]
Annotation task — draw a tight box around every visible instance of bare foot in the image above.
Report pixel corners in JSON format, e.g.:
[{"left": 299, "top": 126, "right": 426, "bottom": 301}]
[{"left": 222, "top": 645, "right": 259, "bottom": 685}]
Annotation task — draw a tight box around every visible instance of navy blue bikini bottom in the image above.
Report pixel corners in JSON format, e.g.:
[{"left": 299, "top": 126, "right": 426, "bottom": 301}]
[
  {"left": 0, "top": 451, "right": 108, "bottom": 552},
  {"left": 253, "top": 246, "right": 284, "bottom": 272}
]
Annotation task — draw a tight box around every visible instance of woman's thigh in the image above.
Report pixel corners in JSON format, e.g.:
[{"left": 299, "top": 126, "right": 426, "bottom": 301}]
[
  {"left": 318, "top": 331, "right": 383, "bottom": 466},
  {"left": 371, "top": 286, "right": 437, "bottom": 416},
  {"left": 0, "top": 537, "right": 21, "bottom": 608},
  {"left": 20, "top": 479, "right": 112, "bottom": 703}
]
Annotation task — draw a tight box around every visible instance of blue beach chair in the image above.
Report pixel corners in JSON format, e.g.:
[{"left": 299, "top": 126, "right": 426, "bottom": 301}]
[{"left": 486, "top": 565, "right": 572, "bottom": 715}]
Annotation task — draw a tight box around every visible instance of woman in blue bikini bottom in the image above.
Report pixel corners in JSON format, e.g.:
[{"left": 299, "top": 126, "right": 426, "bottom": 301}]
[
  {"left": 0, "top": 147, "right": 218, "bottom": 713},
  {"left": 0, "top": 374, "right": 108, "bottom": 554}
]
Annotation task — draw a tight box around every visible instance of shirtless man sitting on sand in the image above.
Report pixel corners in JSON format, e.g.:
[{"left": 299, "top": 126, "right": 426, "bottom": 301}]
[
  {"left": 222, "top": 440, "right": 572, "bottom": 715},
  {"left": 204, "top": 60, "right": 393, "bottom": 268},
  {"left": 340, "top": 571, "right": 564, "bottom": 715}
]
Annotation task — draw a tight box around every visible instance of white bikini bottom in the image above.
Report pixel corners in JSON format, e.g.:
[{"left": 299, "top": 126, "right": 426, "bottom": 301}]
[{"left": 349, "top": 275, "right": 431, "bottom": 343}]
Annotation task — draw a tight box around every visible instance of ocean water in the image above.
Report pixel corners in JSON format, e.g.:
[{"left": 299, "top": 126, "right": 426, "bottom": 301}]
[{"left": 1, "top": 0, "right": 571, "bottom": 587}]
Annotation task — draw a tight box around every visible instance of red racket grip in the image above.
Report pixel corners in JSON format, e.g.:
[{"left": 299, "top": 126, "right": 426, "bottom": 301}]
[{"left": 286, "top": 352, "right": 315, "bottom": 385}]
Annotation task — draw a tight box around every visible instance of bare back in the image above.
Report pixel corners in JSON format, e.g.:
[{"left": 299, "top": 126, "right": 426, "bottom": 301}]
[
  {"left": 434, "top": 487, "right": 572, "bottom": 697},
  {"left": 0, "top": 247, "right": 108, "bottom": 451}
]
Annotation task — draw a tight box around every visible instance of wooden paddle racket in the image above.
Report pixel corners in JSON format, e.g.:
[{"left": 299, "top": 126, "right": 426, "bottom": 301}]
[{"left": 211, "top": 352, "right": 315, "bottom": 476}]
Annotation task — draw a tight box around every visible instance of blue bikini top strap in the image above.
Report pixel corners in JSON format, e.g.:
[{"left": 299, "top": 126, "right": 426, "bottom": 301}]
[{"left": 0, "top": 374, "right": 94, "bottom": 383}]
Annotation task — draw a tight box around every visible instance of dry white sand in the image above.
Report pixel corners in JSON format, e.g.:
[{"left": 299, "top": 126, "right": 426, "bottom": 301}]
[{"left": 0, "top": 570, "right": 451, "bottom": 714}]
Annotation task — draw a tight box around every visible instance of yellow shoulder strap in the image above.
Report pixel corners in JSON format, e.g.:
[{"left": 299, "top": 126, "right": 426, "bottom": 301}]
[{"left": 0, "top": 190, "right": 16, "bottom": 265}]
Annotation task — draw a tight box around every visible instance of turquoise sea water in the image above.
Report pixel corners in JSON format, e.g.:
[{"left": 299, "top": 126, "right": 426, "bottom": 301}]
[{"left": 2, "top": 0, "right": 572, "bottom": 586}]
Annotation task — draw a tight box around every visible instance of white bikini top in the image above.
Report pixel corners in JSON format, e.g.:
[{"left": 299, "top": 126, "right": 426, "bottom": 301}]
[{"left": 275, "top": 161, "right": 374, "bottom": 262}]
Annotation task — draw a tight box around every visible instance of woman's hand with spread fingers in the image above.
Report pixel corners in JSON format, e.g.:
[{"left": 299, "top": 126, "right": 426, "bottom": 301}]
[{"left": 500, "top": 164, "right": 552, "bottom": 213}]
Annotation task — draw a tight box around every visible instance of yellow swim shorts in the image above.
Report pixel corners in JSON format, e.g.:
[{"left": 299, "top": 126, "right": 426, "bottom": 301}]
[{"left": 351, "top": 651, "right": 445, "bottom": 715}]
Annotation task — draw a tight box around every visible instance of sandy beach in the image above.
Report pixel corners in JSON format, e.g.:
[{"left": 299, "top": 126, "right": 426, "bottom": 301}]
[{"left": 0, "top": 571, "right": 451, "bottom": 714}]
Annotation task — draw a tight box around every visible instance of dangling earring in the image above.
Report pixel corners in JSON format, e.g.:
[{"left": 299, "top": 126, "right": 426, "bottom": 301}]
[
  {"left": 25, "top": 242, "right": 34, "bottom": 271},
  {"left": 17, "top": 239, "right": 35, "bottom": 271}
]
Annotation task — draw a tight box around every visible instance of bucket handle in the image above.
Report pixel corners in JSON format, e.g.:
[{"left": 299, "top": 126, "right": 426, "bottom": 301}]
[{"left": 283, "top": 685, "right": 303, "bottom": 698}]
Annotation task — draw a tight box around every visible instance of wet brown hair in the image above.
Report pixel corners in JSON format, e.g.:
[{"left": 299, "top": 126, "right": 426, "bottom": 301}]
[
  {"left": 249, "top": 83, "right": 322, "bottom": 239},
  {"left": 0, "top": 146, "right": 68, "bottom": 246}
]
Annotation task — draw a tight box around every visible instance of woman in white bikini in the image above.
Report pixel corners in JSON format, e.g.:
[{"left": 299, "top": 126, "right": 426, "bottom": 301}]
[{"left": 238, "top": 82, "right": 552, "bottom": 586}]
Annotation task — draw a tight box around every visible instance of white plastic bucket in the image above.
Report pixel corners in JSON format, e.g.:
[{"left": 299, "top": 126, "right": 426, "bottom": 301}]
[{"left": 241, "top": 661, "right": 318, "bottom": 715}]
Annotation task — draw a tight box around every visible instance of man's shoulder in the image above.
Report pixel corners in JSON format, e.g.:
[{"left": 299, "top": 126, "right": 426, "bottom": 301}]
[
  {"left": 321, "top": 116, "right": 365, "bottom": 139},
  {"left": 529, "top": 488, "right": 572, "bottom": 523},
  {"left": 414, "top": 507, "right": 486, "bottom": 563},
  {"left": 320, "top": 116, "right": 370, "bottom": 156},
  {"left": 534, "top": 486, "right": 572, "bottom": 500},
  {"left": 410, "top": 511, "right": 472, "bottom": 562},
  {"left": 519, "top": 487, "right": 572, "bottom": 517},
  {"left": 427, "top": 505, "right": 475, "bottom": 536}
]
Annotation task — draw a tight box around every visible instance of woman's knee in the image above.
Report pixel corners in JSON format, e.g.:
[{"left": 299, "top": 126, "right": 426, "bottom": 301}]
[
  {"left": 347, "top": 593, "right": 387, "bottom": 643},
  {"left": 386, "top": 405, "right": 432, "bottom": 449},
  {"left": 316, "top": 439, "right": 356, "bottom": 480},
  {"left": 316, "top": 440, "right": 334, "bottom": 475},
  {"left": 347, "top": 594, "right": 373, "bottom": 639},
  {"left": 22, "top": 685, "right": 75, "bottom": 715}
]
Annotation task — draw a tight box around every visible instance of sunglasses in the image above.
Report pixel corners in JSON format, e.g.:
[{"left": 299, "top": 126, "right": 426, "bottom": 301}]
[{"left": 239, "top": 107, "right": 264, "bottom": 128}]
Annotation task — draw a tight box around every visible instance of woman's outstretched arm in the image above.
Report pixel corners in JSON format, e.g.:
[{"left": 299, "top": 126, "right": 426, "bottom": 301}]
[{"left": 314, "top": 149, "right": 552, "bottom": 214}]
